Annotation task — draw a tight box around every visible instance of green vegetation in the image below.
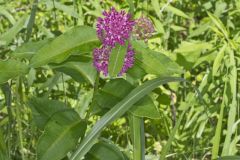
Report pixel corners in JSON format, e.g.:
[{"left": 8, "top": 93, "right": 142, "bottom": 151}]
[{"left": 0, "top": 0, "right": 239, "bottom": 160}]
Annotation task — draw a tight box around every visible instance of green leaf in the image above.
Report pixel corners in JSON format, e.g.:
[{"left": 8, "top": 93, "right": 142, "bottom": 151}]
[
  {"left": 0, "top": 59, "right": 29, "bottom": 84},
  {"left": 166, "top": 5, "right": 190, "bottom": 19},
  {"left": 170, "top": 24, "right": 186, "bottom": 31},
  {"left": 28, "top": 97, "right": 68, "bottom": 129},
  {"left": 11, "top": 39, "right": 53, "bottom": 59},
  {"left": 222, "top": 48, "right": 237, "bottom": 156},
  {"left": 175, "top": 41, "right": 213, "bottom": 70},
  {"left": 212, "top": 84, "right": 227, "bottom": 159},
  {"left": 0, "top": 7, "right": 16, "bottom": 24},
  {"left": 129, "top": 115, "right": 145, "bottom": 160},
  {"left": 130, "top": 97, "right": 160, "bottom": 119},
  {"left": 189, "top": 23, "right": 210, "bottom": 38},
  {"left": 44, "top": 1, "right": 80, "bottom": 18},
  {"left": 95, "top": 79, "right": 160, "bottom": 119},
  {"left": 85, "top": 140, "right": 126, "bottom": 160},
  {"left": 207, "top": 12, "right": 229, "bottom": 39},
  {"left": 37, "top": 109, "right": 87, "bottom": 160},
  {"left": 151, "top": 0, "right": 161, "bottom": 19},
  {"left": 108, "top": 42, "right": 128, "bottom": 77},
  {"left": 0, "top": 15, "right": 27, "bottom": 46},
  {"left": 29, "top": 26, "right": 99, "bottom": 68},
  {"left": 70, "top": 77, "right": 184, "bottom": 160},
  {"left": 132, "top": 40, "right": 182, "bottom": 76},
  {"left": 53, "top": 61, "right": 97, "bottom": 86},
  {"left": 212, "top": 44, "right": 226, "bottom": 76}
]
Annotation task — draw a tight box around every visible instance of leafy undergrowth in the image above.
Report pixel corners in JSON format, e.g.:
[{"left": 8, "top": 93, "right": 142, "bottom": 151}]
[{"left": 0, "top": 0, "right": 239, "bottom": 160}]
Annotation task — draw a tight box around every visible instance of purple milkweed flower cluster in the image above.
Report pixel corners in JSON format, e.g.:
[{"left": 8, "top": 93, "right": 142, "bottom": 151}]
[
  {"left": 93, "top": 7, "right": 135, "bottom": 76},
  {"left": 93, "top": 8, "right": 155, "bottom": 76},
  {"left": 133, "top": 16, "right": 155, "bottom": 42},
  {"left": 97, "top": 8, "right": 135, "bottom": 47}
]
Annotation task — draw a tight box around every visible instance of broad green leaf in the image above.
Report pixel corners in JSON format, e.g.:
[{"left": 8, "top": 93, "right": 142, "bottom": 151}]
[
  {"left": 193, "top": 51, "right": 217, "bottom": 67},
  {"left": 108, "top": 42, "right": 128, "bottom": 77},
  {"left": 28, "top": 97, "right": 68, "bottom": 129},
  {"left": 85, "top": 140, "right": 126, "bottom": 160},
  {"left": 70, "top": 77, "right": 184, "bottom": 160},
  {"left": 29, "top": 26, "right": 99, "bottom": 68},
  {"left": 214, "top": 2, "right": 227, "bottom": 17},
  {"left": 132, "top": 40, "right": 182, "bottom": 76},
  {"left": 166, "top": 5, "right": 190, "bottom": 19},
  {"left": 37, "top": 109, "right": 87, "bottom": 160},
  {"left": 0, "top": 59, "right": 29, "bottom": 84},
  {"left": 130, "top": 97, "right": 160, "bottom": 119},
  {"left": 95, "top": 79, "right": 160, "bottom": 119},
  {"left": 52, "top": 62, "right": 97, "bottom": 86},
  {"left": 11, "top": 39, "right": 53, "bottom": 59},
  {"left": 189, "top": 23, "right": 210, "bottom": 38},
  {"left": 212, "top": 44, "right": 226, "bottom": 76},
  {"left": 207, "top": 12, "right": 229, "bottom": 39},
  {"left": 0, "top": 15, "right": 27, "bottom": 46},
  {"left": 175, "top": 41, "right": 213, "bottom": 55},
  {"left": 175, "top": 41, "right": 213, "bottom": 70}
]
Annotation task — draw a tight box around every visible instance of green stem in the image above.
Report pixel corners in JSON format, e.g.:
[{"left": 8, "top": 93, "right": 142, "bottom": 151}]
[
  {"left": 26, "top": 0, "right": 38, "bottom": 42},
  {"left": 129, "top": 114, "right": 145, "bottom": 160},
  {"left": 85, "top": 73, "right": 100, "bottom": 119},
  {"left": 16, "top": 77, "right": 25, "bottom": 160},
  {"left": 211, "top": 83, "right": 227, "bottom": 159},
  {"left": 1, "top": 83, "right": 13, "bottom": 158}
]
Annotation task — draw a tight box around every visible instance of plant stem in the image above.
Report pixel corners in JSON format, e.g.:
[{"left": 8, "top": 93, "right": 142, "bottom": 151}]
[
  {"left": 1, "top": 82, "right": 13, "bottom": 158},
  {"left": 85, "top": 73, "right": 100, "bottom": 119},
  {"left": 16, "top": 77, "right": 25, "bottom": 160},
  {"left": 129, "top": 114, "right": 145, "bottom": 160},
  {"left": 26, "top": 0, "right": 38, "bottom": 42}
]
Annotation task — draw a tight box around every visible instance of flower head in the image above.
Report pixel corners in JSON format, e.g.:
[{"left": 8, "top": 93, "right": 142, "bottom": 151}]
[
  {"left": 93, "top": 7, "right": 136, "bottom": 76},
  {"left": 133, "top": 16, "right": 155, "bottom": 42},
  {"left": 96, "top": 7, "right": 135, "bottom": 47}
]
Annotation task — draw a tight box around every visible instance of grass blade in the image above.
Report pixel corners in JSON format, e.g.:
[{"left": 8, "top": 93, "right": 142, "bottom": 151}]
[{"left": 129, "top": 114, "right": 145, "bottom": 160}]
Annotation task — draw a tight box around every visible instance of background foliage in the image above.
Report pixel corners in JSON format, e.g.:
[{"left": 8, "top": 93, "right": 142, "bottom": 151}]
[{"left": 0, "top": 0, "right": 240, "bottom": 160}]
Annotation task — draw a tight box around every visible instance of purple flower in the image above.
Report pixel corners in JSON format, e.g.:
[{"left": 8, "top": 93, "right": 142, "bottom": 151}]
[
  {"left": 93, "top": 7, "right": 136, "bottom": 76},
  {"left": 133, "top": 16, "right": 155, "bottom": 42},
  {"left": 119, "top": 44, "right": 135, "bottom": 75},
  {"left": 96, "top": 7, "right": 135, "bottom": 47},
  {"left": 93, "top": 45, "right": 111, "bottom": 76}
]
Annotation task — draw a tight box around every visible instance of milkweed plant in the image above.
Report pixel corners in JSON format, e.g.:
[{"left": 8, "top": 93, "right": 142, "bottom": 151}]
[{"left": 0, "top": 1, "right": 239, "bottom": 160}]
